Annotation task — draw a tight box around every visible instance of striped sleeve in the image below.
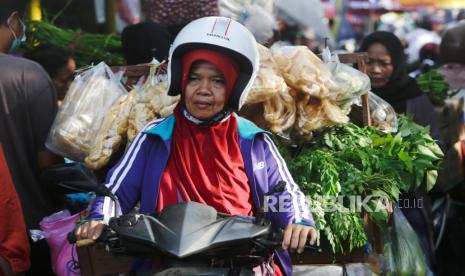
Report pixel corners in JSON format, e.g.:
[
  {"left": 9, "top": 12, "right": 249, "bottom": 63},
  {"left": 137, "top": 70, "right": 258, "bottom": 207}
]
[
  {"left": 262, "top": 134, "right": 315, "bottom": 227},
  {"left": 88, "top": 120, "right": 161, "bottom": 222}
]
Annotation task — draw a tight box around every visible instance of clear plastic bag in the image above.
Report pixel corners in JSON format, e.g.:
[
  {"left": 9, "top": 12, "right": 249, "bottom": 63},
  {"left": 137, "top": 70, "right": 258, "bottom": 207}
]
[
  {"left": 272, "top": 45, "right": 335, "bottom": 99},
  {"left": 381, "top": 226, "right": 396, "bottom": 276},
  {"left": 84, "top": 90, "right": 137, "bottom": 170},
  {"left": 321, "top": 47, "right": 371, "bottom": 105},
  {"left": 127, "top": 65, "right": 180, "bottom": 144},
  {"left": 241, "top": 44, "right": 295, "bottom": 137},
  {"left": 353, "top": 92, "right": 398, "bottom": 133},
  {"left": 262, "top": 88, "right": 296, "bottom": 137},
  {"left": 325, "top": 61, "right": 371, "bottom": 105},
  {"left": 293, "top": 96, "right": 348, "bottom": 141},
  {"left": 381, "top": 206, "right": 429, "bottom": 276},
  {"left": 46, "top": 62, "right": 127, "bottom": 161},
  {"left": 246, "top": 43, "right": 287, "bottom": 104},
  {"left": 271, "top": 45, "right": 350, "bottom": 141}
]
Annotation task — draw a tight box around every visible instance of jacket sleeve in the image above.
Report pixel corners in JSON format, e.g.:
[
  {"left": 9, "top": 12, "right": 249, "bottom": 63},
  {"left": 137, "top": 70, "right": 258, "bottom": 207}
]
[
  {"left": 88, "top": 122, "right": 157, "bottom": 223},
  {"left": 260, "top": 134, "right": 315, "bottom": 229}
]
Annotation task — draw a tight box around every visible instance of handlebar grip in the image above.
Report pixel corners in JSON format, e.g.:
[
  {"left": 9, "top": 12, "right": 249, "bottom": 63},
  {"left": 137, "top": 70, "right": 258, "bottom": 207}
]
[
  {"left": 67, "top": 231, "right": 77, "bottom": 244},
  {"left": 67, "top": 231, "right": 97, "bottom": 247},
  {"left": 304, "top": 245, "right": 322, "bottom": 253},
  {"left": 76, "top": 239, "right": 96, "bottom": 247}
]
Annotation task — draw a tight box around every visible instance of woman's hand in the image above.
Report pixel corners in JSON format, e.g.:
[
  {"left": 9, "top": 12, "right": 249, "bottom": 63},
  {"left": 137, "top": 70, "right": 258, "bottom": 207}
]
[
  {"left": 282, "top": 224, "right": 317, "bottom": 254},
  {"left": 75, "top": 220, "right": 106, "bottom": 241}
]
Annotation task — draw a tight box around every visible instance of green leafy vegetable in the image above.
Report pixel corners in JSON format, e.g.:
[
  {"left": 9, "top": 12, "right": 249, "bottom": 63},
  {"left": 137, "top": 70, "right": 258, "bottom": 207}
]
[
  {"left": 23, "top": 20, "right": 125, "bottom": 67},
  {"left": 278, "top": 115, "right": 443, "bottom": 254},
  {"left": 417, "top": 69, "right": 459, "bottom": 106}
]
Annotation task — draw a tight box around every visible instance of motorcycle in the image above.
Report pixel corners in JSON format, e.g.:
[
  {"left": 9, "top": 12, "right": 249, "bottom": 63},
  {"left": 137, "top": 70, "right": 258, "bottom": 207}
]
[{"left": 42, "top": 162, "right": 321, "bottom": 275}]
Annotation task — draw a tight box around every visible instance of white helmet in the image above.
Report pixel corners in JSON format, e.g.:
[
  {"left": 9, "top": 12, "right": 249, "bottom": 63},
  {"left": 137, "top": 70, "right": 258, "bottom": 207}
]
[{"left": 167, "top": 16, "right": 259, "bottom": 110}]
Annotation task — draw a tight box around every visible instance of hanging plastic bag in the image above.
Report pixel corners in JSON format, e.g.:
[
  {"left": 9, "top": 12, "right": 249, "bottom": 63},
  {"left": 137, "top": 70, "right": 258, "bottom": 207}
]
[
  {"left": 39, "top": 210, "right": 83, "bottom": 276},
  {"left": 381, "top": 206, "right": 429, "bottom": 276},
  {"left": 46, "top": 62, "right": 127, "bottom": 161},
  {"left": 353, "top": 92, "right": 398, "bottom": 133},
  {"left": 84, "top": 90, "right": 137, "bottom": 170},
  {"left": 127, "top": 65, "right": 180, "bottom": 144},
  {"left": 325, "top": 61, "right": 371, "bottom": 105},
  {"left": 321, "top": 46, "right": 371, "bottom": 105},
  {"left": 272, "top": 45, "right": 335, "bottom": 99},
  {"left": 262, "top": 88, "right": 296, "bottom": 138},
  {"left": 240, "top": 44, "right": 295, "bottom": 137},
  {"left": 246, "top": 43, "right": 287, "bottom": 105},
  {"left": 380, "top": 226, "right": 396, "bottom": 276}
]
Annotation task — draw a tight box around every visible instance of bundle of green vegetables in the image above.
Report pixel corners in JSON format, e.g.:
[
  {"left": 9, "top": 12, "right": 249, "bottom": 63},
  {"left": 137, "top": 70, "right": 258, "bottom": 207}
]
[
  {"left": 278, "top": 116, "right": 443, "bottom": 254},
  {"left": 417, "top": 69, "right": 458, "bottom": 106},
  {"left": 25, "top": 20, "right": 125, "bottom": 67}
]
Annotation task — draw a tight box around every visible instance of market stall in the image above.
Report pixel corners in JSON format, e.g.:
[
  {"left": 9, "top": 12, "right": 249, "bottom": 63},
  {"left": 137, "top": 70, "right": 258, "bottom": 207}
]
[{"left": 45, "top": 42, "right": 442, "bottom": 275}]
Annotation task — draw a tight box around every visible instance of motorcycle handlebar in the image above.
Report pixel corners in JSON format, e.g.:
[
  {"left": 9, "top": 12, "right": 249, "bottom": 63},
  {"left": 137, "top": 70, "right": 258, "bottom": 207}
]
[
  {"left": 67, "top": 231, "right": 95, "bottom": 247},
  {"left": 67, "top": 217, "right": 322, "bottom": 253},
  {"left": 67, "top": 229, "right": 108, "bottom": 247},
  {"left": 263, "top": 229, "right": 322, "bottom": 252},
  {"left": 256, "top": 239, "right": 322, "bottom": 253},
  {"left": 76, "top": 239, "right": 96, "bottom": 247}
]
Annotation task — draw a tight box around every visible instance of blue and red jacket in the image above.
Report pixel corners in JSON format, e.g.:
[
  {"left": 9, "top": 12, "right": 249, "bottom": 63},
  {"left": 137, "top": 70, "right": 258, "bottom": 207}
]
[{"left": 89, "top": 114, "right": 314, "bottom": 275}]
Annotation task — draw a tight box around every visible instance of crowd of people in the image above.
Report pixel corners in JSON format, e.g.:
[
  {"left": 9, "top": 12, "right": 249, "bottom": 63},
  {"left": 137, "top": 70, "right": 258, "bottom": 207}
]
[{"left": 1, "top": 0, "right": 465, "bottom": 275}]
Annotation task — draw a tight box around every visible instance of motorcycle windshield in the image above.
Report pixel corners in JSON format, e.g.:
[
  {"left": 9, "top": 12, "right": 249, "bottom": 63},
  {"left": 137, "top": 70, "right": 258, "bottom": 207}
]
[{"left": 151, "top": 202, "right": 271, "bottom": 258}]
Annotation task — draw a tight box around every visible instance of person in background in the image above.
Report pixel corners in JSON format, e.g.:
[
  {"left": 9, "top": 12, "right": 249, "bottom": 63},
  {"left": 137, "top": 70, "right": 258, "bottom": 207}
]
[
  {"left": 76, "top": 16, "right": 317, "bottom": 276},
  {"left": 0, "top": 0, "right": 63, "bottom": 274},
  {"left": 24, "top": 45, "right": 76, "bottom": 106},
  {"left": 439, "top": 21, "right": 465, "bottom": 91},
  {"left": 143, "top": 0, "right": 219, "bottom": 38},
  {"left": 359, "top": 31, "right": 439, "bottom": 272},
  {"left": 359, "top": 31, "right": 439, "bottom": 138},
  {"left": 435, "top": 20, "right": 465, "bottom": 276},
  {"left": 121, "top": 21, "right": 173, "bottom": 65},
  {"left": 408, "top": 43, "right": 440, "bottom": 78}
]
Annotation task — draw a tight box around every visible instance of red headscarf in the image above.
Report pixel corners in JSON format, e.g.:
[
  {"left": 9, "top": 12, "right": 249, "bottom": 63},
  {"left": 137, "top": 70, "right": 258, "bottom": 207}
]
[{"left": 157, "top": 49, "right": 253, "bottom": 216}]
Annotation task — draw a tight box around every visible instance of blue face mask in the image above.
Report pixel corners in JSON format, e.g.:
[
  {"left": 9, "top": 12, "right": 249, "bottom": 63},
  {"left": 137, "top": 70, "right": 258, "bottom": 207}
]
[{"left": 7, "top": 16, "right": 26, "bottom": 53}]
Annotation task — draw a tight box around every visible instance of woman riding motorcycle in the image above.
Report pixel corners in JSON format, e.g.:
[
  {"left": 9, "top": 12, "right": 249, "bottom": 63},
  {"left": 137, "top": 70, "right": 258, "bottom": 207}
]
[{"left": 76, "top": 16, "right": 316, "bottom": 275}]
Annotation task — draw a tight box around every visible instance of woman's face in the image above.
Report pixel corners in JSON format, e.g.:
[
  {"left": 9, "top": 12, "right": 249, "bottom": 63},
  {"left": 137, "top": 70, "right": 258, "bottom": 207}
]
[
  {"left": 366, "top": 42, "right": 394, "bottom": 88},
  {"left": 184, "top": 61, "right": 227, "bottom": 120},
  {"left": 53, "top": 58, "right": 76, "bottom": 103}
]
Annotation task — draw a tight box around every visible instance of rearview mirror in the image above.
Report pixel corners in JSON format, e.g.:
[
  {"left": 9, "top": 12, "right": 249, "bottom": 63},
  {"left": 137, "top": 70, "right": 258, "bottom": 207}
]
[{"left": 41, "top": 162, "right": 100, "bottom": 194}]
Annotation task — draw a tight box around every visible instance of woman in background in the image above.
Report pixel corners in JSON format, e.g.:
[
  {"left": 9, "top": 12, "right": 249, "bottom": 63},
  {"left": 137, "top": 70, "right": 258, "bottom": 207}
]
[{"left": 359, "top": 31, "right": 439, "bottom": 271}]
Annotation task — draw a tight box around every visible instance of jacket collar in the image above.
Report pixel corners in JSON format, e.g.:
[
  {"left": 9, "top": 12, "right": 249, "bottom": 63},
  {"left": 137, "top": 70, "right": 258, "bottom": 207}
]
[
  {"left": 143, "top": 115, "right": 175, "bottom": 141},
  {"left": 143, "top": 113, "right": 269, "bottom": 141},
  {"left": 236, "top": 115, "right": 269, "bottom": 139}
]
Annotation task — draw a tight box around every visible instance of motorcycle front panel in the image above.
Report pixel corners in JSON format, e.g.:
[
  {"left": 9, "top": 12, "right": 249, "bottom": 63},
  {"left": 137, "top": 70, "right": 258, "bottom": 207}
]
[{"left": 110, "top": 202, "right": 272, "bottom": 258}]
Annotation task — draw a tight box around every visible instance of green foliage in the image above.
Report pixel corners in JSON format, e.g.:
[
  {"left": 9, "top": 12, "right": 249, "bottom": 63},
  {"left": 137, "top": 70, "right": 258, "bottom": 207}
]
[
  {"left": 417, "top": 69, "right": 459, "bottom": 106},
  {"left": 277, "top": 115, "right": 443, "bottom": 254},
  {"left": 24, "top": 21, "right": 125, "bottom": 67}
]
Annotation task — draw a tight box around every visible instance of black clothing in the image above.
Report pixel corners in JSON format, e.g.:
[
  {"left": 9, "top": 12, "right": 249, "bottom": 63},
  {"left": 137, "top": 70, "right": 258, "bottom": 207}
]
[
  {"left": 0, "top": 54, "right": 57, "bottom": 229},
  {"left": 121, "top": 22, "right": 173, "bottom": 65}
]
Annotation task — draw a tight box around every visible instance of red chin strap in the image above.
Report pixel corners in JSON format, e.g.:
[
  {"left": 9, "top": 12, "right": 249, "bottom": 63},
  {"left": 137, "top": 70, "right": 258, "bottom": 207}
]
[{"left": 181, "top": 49, "right": 239, "bottom": 100}]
